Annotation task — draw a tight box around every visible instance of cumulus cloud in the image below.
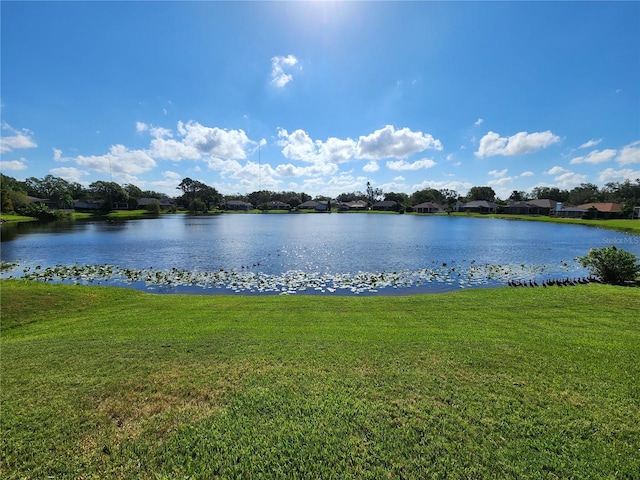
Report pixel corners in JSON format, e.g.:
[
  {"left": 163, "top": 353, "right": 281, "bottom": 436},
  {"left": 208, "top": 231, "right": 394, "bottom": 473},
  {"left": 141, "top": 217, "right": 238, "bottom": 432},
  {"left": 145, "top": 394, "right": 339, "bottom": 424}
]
[
  {"left": 363, "top": 161, "right": 379, "bottom": 172},
  {"left": 0, "top": 123, "right": 37, "bottom": 153},
  {"left": 617, "top": 141, "right": 640, "bottom": 165},
  {"left": 386, "top": 158, "right": 436, "bottom": 171},
  {"left": 178, "top": 121, "right": 252, "bottom": 159},
  {"left": 276, "top": 128, "right": 356, "bottom": 164},
  {"left": 488, "top": 176, "right": 513, "bottom": 186},
  {"left": 545, "top": 165, "right": 586, "bottom": 188},
  {"left": 0, "top": 159, "right": 27, "bottom": 171},
  {"left": 488, "top": 168, "right": 508, "bottom": 177},
  {"left": 356, "top": 125, "right": 442, "bottom": 160},
  {"left": 569, "top": 149, "right": 616, "bottom": 164},
  {"left": 475, "top": 130, "right": 560, "bottom": 158},
  {"left": 75, "top": 144, "right": 157, "bottom": 178},
  {"left": 271, "top": 54, "right": 299, "bottom": 88},
  {"left": 520, "top": 171, "right": 535, "bottom": 177},
  {"left": 411, "top": 179, "right": 474, "bottom": 195},
  {"left": 579, "top": 138, "right": 602, "bottom": 149},
  {"left": 598, "top": 167, "right": 640, "bottom": 183}
]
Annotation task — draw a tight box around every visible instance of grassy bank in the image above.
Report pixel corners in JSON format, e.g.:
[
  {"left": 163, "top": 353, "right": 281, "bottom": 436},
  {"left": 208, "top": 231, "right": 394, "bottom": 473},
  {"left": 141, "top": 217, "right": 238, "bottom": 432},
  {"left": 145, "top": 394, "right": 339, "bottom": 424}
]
[
  {"left": 486, "top": 214, "right": 640, "bottom": 234},
  {"left": 1, "top": 280, "right": 638, "bottom": 478}
]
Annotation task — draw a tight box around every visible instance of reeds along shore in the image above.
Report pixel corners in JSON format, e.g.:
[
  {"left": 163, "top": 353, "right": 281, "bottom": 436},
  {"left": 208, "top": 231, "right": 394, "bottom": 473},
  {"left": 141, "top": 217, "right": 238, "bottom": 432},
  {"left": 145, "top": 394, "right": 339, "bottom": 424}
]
[{"left": 508, "top": 276, "right": 600, "bottom": 288}]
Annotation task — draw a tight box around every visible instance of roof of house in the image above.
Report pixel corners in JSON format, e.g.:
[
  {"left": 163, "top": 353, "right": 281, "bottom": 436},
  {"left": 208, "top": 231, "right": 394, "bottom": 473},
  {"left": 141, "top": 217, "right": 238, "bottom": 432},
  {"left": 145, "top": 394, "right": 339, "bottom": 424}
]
[
  {"left": 579, "top": 202, "right": 623, "bottom": 213},
  {"left": 463, "top": 200, "right": 497, "bottom": 209},
  {"left": 413, "top": 202, "right": 445, "bottom": 209},
  {"left": 299, "top": 200, "right": 319, "bottom": 208},
  {"left": 527, "top": 199, "right": 557, "bottom": 209}
]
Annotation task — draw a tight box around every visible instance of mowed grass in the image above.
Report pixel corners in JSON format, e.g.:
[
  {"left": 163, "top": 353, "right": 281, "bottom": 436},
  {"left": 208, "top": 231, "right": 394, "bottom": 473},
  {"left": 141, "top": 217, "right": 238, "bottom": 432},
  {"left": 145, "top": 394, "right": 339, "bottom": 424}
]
[{"left": 1, "top": 280, "right": 639, "bottom": 479}]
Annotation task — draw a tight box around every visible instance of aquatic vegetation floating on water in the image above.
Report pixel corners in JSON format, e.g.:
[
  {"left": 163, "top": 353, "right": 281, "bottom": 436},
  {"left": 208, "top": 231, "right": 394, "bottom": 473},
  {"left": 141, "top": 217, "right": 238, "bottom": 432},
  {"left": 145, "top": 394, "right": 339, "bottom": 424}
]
[{"left": 1, "top": 259, "right": 583, "bottom": 295}]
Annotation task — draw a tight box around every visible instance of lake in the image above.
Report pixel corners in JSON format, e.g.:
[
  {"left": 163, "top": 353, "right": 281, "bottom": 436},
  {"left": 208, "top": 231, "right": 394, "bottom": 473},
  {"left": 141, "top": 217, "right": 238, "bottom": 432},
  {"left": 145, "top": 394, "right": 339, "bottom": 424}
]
[{"left": 2, "top": 214, "right": 639, "bottom": 295}]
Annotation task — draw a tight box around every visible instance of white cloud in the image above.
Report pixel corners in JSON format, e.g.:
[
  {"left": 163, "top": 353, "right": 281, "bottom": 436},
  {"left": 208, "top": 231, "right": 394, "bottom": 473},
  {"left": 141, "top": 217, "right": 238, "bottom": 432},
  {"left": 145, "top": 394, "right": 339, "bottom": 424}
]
[
  {"left": 475, "top": 130, "right": 560, "bottom": 158},
  {"left": 488, "top": 168, "right": 508, "bottom": 177},
  {"left": 410, "top": 179, "right": 474, "bottom": 195},
  {"left": 579, "top": 138, "right": 602, "bottom": 149},
  {"left": 488, "top": 176, "right": 513, "bottom": 186},
  {"left": 546, "top": 166, "right": 568, "bottom": 175},
  {"left": 136, "top": 121, "right": 148, "bottom": 133},
  {"left": 271, "top": 54, "right": 299, "bottom": 88},
  {"left": 569, "top": 149, "right": 616, "bottom": 164},
  {"left": 475, "top": 118, "right": 484, "bottom": 126},
  {"left": 617, "top": 141, "right": 640, "bottom": 165},
  {"left": 520, "top": 171, "right": 535, "bottom": 177},
  {"left": 356, "top": 125, "right": 442, "bottom": 160},
  {"left": 276, "top": 128, "right": 357, "bottom": 165},
  {"left": 362, "top": 161, "right": 379, "bottom": 172},
  {"left": 0, "top": 159, "right": 27, "bottom": 171},
  {"left": 75, "top": 144, "right": 157, "bottom": 179},
  {"left": 545, "top": 165, "right": 586, "bottom": 188},
  {"left": 149, "top": 138, "right": 200, "bottom": 160},
  {"left": 386, "top": 158, "right": 436, "bottom": 171},
  {"left": 162, "top": 170, "right": 182, "bottom": 180},
  {"left": 0, "top": 123, "right": 37, "bottom": 153},
  {"left": 598, "top": 167, "right": 640, "bottom": 183},
  {"left": 178, "top": 121, "right": 252, "bottom": 159},
  {"left": 53, "top": 148, "right": 63, "bottom": 161}
]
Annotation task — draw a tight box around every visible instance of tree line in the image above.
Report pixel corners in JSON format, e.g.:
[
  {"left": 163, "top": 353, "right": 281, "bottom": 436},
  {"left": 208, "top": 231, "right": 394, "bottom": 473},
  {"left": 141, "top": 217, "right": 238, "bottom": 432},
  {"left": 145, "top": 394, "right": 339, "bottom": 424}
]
[{"left": 2, "top": 173, "right": 639, "bottom": 218}]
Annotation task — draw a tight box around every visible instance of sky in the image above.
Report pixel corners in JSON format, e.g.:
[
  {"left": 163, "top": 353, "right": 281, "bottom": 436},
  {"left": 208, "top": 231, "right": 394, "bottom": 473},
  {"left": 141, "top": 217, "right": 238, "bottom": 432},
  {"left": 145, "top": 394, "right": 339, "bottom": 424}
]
[{"left": 1, "top": 1, "right": 639, "bottom": 199}]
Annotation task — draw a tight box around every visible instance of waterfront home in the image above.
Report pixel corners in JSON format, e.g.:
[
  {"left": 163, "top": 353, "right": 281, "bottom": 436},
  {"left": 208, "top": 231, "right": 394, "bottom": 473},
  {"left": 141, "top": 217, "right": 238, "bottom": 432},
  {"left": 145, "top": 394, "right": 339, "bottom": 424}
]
[
  {"left": 339, "top": 200, "right": 368, "bottom": 211},
  {"left": 460, "top": 200, "right": 498, "bottom": 214},
  {"left": 298, "top": 200, "right": 319, "bottom": 210},
  {"left": 503, "top": 199, "right": 557, "bottom": 215},
  {"left": 578, "top": 202, "right": 623, "bottom": 219},
  {"left": 225, "top": 200, "right": 253, "bottom": 211},
  {"left": 372, "top": 200, "right": 398, "bottom": 211},
  {"left": 413, "top": 202, "right": 445, "bottom": 214}
]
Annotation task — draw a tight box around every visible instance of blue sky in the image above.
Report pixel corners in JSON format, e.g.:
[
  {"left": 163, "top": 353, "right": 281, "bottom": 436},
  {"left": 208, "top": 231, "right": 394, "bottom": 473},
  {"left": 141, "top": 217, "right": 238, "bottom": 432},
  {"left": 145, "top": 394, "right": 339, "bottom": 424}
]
[{"left": 1, "top": 1, "right": 638, "bottom": 199}]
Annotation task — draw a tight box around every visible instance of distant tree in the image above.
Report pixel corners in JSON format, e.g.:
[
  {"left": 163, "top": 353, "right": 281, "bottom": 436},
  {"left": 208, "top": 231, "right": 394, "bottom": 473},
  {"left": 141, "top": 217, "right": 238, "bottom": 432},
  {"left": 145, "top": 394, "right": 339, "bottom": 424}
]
[
  {"left": 568, "top": 183, "right": 601, "bottom": 205},
  {"left": 146, "top": 199, "right": 161, "bottom": 215},
  {"left": 25, "top": 175, "right": 74, "bottom": 207},
  {"left": 366, "top": 182, "right": 383, "bottom": 206},
  {"left": 439, "top": 189, "right": 460, "bottom": 205},
  {"left": 467, "top": 186, "right": 496, "bottom": 202},
  {"left": 337, "top": 191, "right": 367, "bottom": 202},
  {"left": 531, "top": 186, "right": 569, "bottom": 202},
  {"left": 508, "top": 190, "right": 530, "bottom": 201},
  {"left": 124, "top": 183, "right": 143, "bottom": 199},
  {"left": 384, "top": 192, "right": 409, "bottom": 209},
  {"left": 89, "top": 181, "right": 129, "bottom": 211},
  {"left": 411, "top": 188, "right": 445, "bottom": 205}
]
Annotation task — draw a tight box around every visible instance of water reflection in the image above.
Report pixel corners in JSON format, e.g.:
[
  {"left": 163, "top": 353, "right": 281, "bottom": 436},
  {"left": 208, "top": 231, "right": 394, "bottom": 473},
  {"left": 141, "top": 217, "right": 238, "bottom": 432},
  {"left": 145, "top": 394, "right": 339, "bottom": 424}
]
[{"left": 2, "top": 214, "right": 639, "bottom": 295}]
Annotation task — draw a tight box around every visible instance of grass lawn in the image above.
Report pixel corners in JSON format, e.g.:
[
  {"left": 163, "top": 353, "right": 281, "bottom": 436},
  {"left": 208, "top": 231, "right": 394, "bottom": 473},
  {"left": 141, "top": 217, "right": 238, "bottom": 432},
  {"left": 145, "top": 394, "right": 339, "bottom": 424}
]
[
  {"left": 0, "top": 213, "right": 37, "bottom": 223},
  {"left": 1, "top": 280, "right": 638, "bottom": 479}
]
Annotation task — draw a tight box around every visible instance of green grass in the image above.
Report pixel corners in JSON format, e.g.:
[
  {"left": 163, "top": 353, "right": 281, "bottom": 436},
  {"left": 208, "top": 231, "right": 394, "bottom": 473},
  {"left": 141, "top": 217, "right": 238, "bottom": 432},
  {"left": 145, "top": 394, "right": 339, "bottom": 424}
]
[
  {"left": 1, "top": 280, "right": 638, "bottom": 479},
  {"left": 0, "top": 213, "right": 37, "bottom": 223},
  {"left": 451, "top": 213, "right": 640, "bottom": 234}
]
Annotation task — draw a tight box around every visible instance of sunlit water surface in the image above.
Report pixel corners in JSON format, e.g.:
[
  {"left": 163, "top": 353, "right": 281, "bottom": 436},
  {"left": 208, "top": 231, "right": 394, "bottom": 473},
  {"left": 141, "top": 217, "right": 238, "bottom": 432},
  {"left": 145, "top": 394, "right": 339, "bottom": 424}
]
[{"left": 2, "top": 214, "right": 639, "bottom": 295}]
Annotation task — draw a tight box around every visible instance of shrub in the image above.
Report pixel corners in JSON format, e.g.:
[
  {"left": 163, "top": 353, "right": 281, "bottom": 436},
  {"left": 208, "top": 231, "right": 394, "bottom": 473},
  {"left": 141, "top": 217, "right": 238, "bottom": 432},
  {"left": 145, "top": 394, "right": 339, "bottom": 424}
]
[
  {"left": 577, "top": 245, "right": 640, "bottom": 284},
  {"left": 146, "top": 200, "right": 161, "bottom": 214}
]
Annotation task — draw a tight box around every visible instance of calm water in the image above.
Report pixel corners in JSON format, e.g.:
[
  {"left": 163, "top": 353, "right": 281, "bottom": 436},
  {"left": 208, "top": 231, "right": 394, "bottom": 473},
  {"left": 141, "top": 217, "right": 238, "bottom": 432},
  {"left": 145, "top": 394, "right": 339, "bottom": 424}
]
[{"left": 2, "top": 214, "right": 639, "bottom": 295}]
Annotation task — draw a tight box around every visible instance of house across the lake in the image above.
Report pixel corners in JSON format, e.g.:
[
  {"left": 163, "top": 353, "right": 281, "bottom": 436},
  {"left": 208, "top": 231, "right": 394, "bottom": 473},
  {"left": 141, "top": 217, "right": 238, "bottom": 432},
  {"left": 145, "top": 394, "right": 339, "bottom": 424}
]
[
  {"left": 225, "top": 200, "right": 253, "bottom": 211},
  {"left": 339, "top": 200, "right": 368, "bottom": 211},
  {"left": 372, "top": 200, "right": 398, "bottom": 211},
  {"left": 413, "top": 202, "right": 445, "bottom": 214},
  {"left": 459, "top": 200, "right": 498, "bottom": 214},
  {"left": 503, "top": 199, "right": 557, "bottom": 215}
]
